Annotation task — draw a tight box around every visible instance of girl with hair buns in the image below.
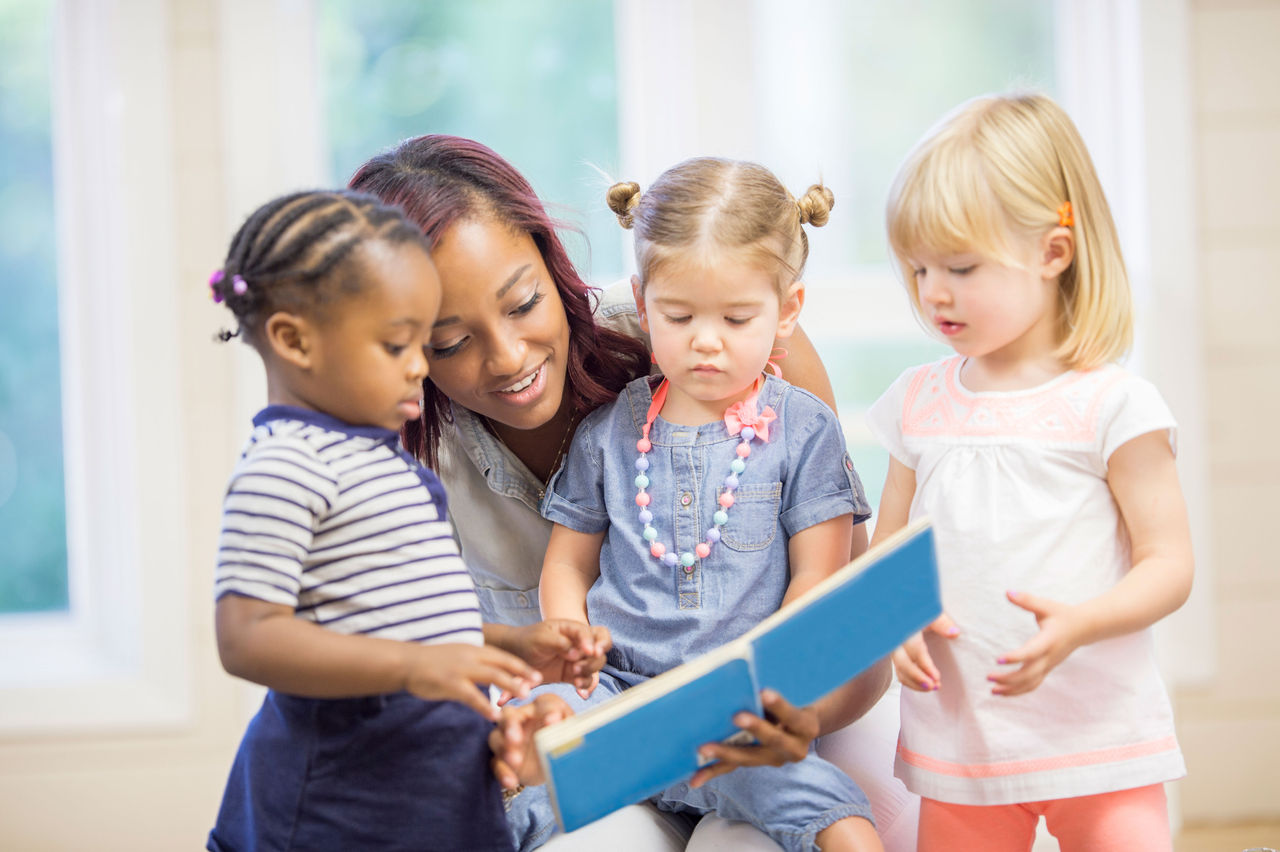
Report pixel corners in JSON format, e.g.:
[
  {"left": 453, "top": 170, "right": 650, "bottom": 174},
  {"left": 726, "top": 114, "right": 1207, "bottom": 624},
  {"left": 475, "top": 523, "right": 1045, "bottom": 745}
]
[
  {"left": 525, "top": 157, "right": 881, "bottom": 852},
  {"left": 871, "top": 92, "right": 1193, "bottom": 850},
  {"left": 350, "top": 138, "right": 911, "bottom": 852}
]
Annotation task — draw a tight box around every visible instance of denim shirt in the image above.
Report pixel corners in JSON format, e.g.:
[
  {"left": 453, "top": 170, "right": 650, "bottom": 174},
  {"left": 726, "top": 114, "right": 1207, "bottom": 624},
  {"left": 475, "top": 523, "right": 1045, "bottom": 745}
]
[
  {"left": 435, "top": 280, "right": 647, "bottom": 626},
  {"left": 542, "top": 373, "right": 870, "bottom": 679}
]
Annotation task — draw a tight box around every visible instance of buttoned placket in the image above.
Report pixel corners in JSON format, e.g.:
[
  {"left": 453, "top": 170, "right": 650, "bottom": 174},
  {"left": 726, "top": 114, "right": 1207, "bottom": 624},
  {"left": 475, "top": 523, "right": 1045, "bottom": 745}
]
[{"left": 669, "top": 429, "right": 703, "bottom": 610}]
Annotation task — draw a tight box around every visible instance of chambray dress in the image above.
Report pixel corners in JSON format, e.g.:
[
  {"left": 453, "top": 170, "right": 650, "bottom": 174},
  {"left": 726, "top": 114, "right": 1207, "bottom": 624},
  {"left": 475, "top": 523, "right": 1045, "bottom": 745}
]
[{"left": 508, "top": 373, "right": 874, "bottom": 852}]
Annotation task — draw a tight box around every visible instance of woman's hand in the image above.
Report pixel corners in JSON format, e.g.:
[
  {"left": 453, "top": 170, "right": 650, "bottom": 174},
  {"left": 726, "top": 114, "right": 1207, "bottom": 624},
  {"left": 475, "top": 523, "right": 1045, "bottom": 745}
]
[
  {"left": 688, "top": 689, "right": 820, "bottom": 788},
  {"left": 503, "top": 619, "right": 611, "bottom": 700},
  {"left": 489, "top": 692, "right": 574, "bottom": 789},
  {"left": 891, "top": 612, "right": 959, "bottom": 691},
  {"left": 987, "top": 590, "right": 1086, "bottom": 696}
]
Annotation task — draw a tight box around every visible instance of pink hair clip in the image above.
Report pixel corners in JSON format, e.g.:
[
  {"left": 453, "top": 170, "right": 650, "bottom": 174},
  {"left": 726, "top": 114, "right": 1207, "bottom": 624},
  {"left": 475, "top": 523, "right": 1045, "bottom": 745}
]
[
  {"left": 232, "top": 274, "right": 248, "bottom": 296},
  {"left": 208, "top": 269, "right": 225, "bottom": 303}
]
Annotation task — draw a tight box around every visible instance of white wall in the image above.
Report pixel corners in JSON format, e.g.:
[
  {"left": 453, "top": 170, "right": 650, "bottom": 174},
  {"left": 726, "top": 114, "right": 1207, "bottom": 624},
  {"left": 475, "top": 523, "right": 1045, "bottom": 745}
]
[{"left": 1172, "top": 0, "right": 1280, "bottom": 824}]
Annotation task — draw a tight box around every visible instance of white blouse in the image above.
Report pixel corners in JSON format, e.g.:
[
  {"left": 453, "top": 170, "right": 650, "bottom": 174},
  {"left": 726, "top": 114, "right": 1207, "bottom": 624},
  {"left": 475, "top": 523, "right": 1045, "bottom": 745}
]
[{"left": 867, "top": 355, "right": 1185, "bottom": 805}]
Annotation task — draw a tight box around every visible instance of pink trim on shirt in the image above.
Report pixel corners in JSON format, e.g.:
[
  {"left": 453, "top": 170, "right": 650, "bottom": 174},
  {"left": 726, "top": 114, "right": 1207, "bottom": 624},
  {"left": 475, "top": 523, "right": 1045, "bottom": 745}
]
[
  {"left": 897, "top": 735, "right": 1180, "bottom": 779},
  {"left": 901, "top": 358, "right": 1125, "bottom": 443}
]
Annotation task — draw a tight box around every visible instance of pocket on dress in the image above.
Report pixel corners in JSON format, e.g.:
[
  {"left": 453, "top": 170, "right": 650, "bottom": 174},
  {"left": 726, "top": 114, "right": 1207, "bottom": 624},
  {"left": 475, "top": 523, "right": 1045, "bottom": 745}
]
[{"left": 718, "top": 481, "right": 782, "bottom": 552}]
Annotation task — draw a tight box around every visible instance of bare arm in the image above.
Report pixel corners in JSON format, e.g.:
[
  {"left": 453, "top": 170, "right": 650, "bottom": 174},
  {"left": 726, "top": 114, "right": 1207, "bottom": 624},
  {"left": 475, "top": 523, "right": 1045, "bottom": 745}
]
[
  {"left": 781, "top": 513, "right": 854, "bottom": 607},
  {"left": 215, "top": 594, "right": 539, "bottom": 720},
  {"left": 989, "top": 430, "right": 1194, "bottom": 695},
  {"left": 874, "top": 455, "right": 958, "bottom": 692},
  {"left": 539, "top": 524, "right": 606, "bottom": 624},
  {"left": 870, "top": 455, "right": 915, "bottom": 548},
  {"left": 778, "top": 323, "right": 837, "bottom": 412}
]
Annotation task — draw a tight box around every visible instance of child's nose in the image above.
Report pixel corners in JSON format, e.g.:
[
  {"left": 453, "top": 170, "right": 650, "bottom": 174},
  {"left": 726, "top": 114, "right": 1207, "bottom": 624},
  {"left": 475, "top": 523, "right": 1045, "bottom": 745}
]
[
  {"left": 919, "top": 274, "right": 948, "bottom": 304},
  {"left": 691, "top": 324, "right": 721, "bottom": 352},
  {"left": 409, "top": 347, "right": 429, "bottom": 382}
]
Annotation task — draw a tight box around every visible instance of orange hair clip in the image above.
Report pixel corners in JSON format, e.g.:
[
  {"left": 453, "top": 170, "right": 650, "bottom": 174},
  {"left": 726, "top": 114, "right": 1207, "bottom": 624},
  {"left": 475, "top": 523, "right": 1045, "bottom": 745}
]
[{"left": 1057, "top": 201, "right": 1074, "bottom": 228}]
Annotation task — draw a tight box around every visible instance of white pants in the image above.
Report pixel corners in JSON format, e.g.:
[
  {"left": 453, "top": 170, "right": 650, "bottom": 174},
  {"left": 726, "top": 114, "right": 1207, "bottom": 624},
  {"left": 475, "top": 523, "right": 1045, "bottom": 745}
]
[{"left": 539, "top": 683, "right": 918, "bottom": 852}]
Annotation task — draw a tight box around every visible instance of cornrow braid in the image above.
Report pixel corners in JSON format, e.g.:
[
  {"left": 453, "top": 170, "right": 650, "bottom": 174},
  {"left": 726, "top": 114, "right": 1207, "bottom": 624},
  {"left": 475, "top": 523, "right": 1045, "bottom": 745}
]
[{"left": 211, "top": 189, "right": 429, "bottom": 344}]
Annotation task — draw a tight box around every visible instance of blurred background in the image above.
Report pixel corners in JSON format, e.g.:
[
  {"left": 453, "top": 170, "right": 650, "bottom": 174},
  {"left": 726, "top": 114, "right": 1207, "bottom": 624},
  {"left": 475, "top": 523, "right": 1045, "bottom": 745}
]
[{"left": 0, "top": 0, "right": 1275, "bottom": 848}]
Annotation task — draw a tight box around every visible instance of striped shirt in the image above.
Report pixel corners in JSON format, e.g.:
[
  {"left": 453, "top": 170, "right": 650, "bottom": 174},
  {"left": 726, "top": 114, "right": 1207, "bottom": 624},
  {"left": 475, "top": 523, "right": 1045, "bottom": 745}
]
[{"left": 215, "top": 406, "right": 483, "bottom": 646}]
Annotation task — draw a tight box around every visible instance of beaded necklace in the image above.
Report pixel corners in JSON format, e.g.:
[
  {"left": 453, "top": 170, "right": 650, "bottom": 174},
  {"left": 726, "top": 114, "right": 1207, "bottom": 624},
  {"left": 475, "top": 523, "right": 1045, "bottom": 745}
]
[{"left": 633, "top": 376, "right": 777, "bottom": 573}]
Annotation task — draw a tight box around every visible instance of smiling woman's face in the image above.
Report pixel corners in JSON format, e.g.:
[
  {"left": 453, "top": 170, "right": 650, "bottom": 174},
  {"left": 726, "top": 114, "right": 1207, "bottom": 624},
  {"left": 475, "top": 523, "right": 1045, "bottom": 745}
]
[{"left": 426, "top": 217, "right": 572, "bottom": 434}]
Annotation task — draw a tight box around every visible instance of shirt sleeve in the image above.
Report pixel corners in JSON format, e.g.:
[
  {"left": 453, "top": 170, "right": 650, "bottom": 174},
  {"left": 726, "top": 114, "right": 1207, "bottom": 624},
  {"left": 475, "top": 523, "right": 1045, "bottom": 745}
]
[
  {"left": 778, "top": 387, "right": 871, "bottom": 536},
  {"left": 541, "top": 408, "right": 611, "bottom": 534},
  {"left": 1099, "top": 371, "right": 1178, "bottom": 463},
  {"left": 865, "top": 365, "right": 921, "bottom": 470},
  {"left": 214, "top": 440, "right": 334, "bottom": 606}
]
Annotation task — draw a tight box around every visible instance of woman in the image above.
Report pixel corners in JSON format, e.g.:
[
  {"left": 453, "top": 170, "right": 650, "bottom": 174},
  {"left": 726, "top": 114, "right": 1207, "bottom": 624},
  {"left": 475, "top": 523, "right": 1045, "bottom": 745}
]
[{"left": 349, "top": 135, "right": 915, "bottom": 852}]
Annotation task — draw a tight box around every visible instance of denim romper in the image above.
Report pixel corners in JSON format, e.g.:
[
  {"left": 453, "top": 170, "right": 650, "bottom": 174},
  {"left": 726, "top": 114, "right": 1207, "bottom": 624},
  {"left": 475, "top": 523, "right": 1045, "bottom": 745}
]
[{"left": 508, "top": 374, "right": 875, "bottom": 852}]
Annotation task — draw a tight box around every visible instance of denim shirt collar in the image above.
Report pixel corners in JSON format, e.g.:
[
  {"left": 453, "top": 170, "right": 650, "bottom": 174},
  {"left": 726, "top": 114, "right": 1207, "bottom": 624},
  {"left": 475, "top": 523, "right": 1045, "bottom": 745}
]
[
  {"left": 448, "top": 402, "right": 545, "bottom": 511},
  {"left": 624, "top": 373, "right": 787, "bottom": 445}
]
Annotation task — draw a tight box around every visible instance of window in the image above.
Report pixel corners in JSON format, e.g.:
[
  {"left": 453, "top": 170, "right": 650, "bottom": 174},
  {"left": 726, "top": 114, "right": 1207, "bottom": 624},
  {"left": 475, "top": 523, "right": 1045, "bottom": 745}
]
[
  {"left": 0, "top": 0, "right": 189, "bottom": 729},
  {"left": 318, "top": 0, "right": 623, "bottom": 280},
  {"left": 0, "top": 0, "right": 67, "bottom": 615},
  {"left": 616, "top": 0, "right": 1057, "bottom": 514}
]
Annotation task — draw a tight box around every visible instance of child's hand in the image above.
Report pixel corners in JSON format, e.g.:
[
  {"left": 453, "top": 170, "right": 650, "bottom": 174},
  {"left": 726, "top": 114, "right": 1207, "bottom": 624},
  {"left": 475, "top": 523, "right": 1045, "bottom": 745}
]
[
  {"left": 988, "top": 590, "right": 1086, "bottom": 696},
  {"left": 405, "top": 643, "right": 541, "bottom": 721},
  {"left": 489, "top": 693, "right": 574, "bottom": 789},
  {"left": 505, "top": 619, "right": 611, "bottom": 701},
  {"left": 891, "top": 612, "right": 959, "bottom": 691}
]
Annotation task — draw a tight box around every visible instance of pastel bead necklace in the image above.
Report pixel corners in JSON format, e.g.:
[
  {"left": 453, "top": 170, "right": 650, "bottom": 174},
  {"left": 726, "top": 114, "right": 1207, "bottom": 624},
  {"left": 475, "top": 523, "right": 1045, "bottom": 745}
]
[{"left": 634, "top": 376, "right": 777, "bottom": 573}]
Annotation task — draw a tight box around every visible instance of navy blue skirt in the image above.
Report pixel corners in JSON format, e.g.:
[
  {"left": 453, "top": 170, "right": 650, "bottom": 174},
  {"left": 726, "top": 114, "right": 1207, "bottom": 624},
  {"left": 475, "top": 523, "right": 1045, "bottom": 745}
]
[{"left": 208, "top": 690, "right": 513, "bottom": 852}]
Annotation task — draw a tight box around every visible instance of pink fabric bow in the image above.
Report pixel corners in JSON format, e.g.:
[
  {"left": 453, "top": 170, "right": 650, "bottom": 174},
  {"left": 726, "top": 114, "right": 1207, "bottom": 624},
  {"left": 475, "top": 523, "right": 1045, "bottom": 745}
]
[{"left": 724, "top": 397, "right": 776, "bottom": 442}]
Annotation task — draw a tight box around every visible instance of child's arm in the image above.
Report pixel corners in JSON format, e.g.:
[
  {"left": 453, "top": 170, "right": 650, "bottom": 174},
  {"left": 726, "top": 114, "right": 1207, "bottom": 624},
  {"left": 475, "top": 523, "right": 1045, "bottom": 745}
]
[
  {"left": 484, "top": 620, "right": 611, "bottom": 700},
  {"left": 989, "top": 430, "right": 1194, "bottom": 696},
  {"left": 780, "top": 513, "right": 895, "bottom": 734},
  {"left": 780, "top": 513, "right": 854, "bottom": 607},
  {"left": 538, "top": 523, "right": 608, "bottom": 696},
  {"left": 539, "top": 523, "right": 606, "bottom": 624},
  {"left": 215, "top": 594, "right": 540, "bottom": 721},
  {"left": 876, "top": 456, "right": 959, "bottom": 692},
  {"left": 489, "top": 692, "right": 575, "bottom": 789}
]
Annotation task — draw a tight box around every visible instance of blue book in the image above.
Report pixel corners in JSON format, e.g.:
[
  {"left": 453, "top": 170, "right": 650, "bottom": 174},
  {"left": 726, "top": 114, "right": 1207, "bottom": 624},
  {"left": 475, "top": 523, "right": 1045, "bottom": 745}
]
[{"left": 534, "top": 518, "right": 941, "bottom": 833}]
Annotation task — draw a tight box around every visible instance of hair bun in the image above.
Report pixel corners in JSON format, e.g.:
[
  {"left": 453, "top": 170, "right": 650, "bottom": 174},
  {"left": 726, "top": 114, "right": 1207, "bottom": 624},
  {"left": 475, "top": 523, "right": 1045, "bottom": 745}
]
[
  {"left": 606, "top": 181, "right": 642, "bottom": 229},
  {"left": 797, "top": 184, "right": 835, "bottom": 227}
]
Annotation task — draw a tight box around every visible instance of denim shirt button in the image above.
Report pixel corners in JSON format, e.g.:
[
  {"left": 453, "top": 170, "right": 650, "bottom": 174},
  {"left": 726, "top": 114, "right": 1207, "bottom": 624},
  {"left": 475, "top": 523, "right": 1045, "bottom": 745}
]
[
  {"left": 680, "top": 492, "right": 692, "bottom": 506},
  {"left": 517, "top": 593, "right": 529, "bottom": 607}
]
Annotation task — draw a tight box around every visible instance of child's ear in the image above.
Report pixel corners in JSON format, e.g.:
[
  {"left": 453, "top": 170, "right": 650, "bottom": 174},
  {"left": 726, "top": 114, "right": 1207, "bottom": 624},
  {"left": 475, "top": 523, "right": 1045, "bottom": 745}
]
[
  {"left": 263, "top": 311, "right": 314, "bottom": 369},
  {"left": 1040, "top": 227, "right": 1075, "bottom": 280},
  {"left": 631, "top": 274, "right": 650, "bottom": 334},
  {"left": 775, "top": 281, "right": 805, "bottom": 338}
]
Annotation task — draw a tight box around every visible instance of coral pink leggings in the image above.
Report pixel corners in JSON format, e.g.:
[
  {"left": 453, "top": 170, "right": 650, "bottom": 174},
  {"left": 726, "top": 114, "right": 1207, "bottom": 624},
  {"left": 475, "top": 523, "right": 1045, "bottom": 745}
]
[{"left": 918, "top": 784, "right": 1171, "bottom": 852}]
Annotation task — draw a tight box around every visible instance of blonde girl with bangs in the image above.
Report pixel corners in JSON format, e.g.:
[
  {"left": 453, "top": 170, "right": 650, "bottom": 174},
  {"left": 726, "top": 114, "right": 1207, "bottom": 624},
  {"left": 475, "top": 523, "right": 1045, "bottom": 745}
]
[{"left": 867, "top": 93, "right": 1193, "bottom": 851}]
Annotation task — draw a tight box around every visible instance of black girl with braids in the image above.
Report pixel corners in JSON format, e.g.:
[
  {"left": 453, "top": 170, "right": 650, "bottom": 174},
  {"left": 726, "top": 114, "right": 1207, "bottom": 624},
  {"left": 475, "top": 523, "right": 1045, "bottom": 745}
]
[{"left": 205, "top": 189, "right": 606, "bottom": 852}]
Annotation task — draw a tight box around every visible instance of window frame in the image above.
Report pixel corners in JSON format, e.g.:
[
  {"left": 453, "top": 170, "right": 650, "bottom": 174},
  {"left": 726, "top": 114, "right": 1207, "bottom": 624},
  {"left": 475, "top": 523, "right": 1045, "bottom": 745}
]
[
  {"left": 0, "top": 0, "right": 191, "bottom": 731},
  {"left": 615, "top": 0, "right": 1212, "bottom": 683},
  {"left": 0, "top": 0, "right": 1207, "bottom": 738}
]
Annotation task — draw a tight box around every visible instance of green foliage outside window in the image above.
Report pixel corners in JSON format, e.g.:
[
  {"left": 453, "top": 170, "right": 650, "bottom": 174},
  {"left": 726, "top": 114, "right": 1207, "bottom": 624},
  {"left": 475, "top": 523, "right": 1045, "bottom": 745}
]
[
  {"left": 319, "top": 0, "right": 623, "bottom": 281},
  {"left": 0, "top": 0, "right": 68, "bottom": 614}
]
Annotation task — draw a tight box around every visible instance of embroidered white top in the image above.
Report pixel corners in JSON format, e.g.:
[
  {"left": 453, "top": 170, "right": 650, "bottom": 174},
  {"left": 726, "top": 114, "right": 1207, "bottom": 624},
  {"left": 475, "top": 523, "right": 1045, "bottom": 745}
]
[{"left": 866, "top": 355, "right": 1186, "bottom": 805}]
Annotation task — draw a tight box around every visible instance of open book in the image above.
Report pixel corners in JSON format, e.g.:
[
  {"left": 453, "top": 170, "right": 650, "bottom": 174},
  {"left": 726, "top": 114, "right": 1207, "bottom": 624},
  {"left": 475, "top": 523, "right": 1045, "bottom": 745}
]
[{"left": 534, "top": 518, "right": 941, "bottom": 833}]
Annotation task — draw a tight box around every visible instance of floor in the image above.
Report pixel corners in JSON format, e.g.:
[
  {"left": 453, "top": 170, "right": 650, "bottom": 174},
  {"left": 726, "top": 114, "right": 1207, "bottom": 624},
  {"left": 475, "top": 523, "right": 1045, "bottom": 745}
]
[
  {"left": 1175, "top": 822, "right": 1280, "bottom": 852},
  {"left": 1025, "top": 820, "right": 1280, "bottom": 851}
]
